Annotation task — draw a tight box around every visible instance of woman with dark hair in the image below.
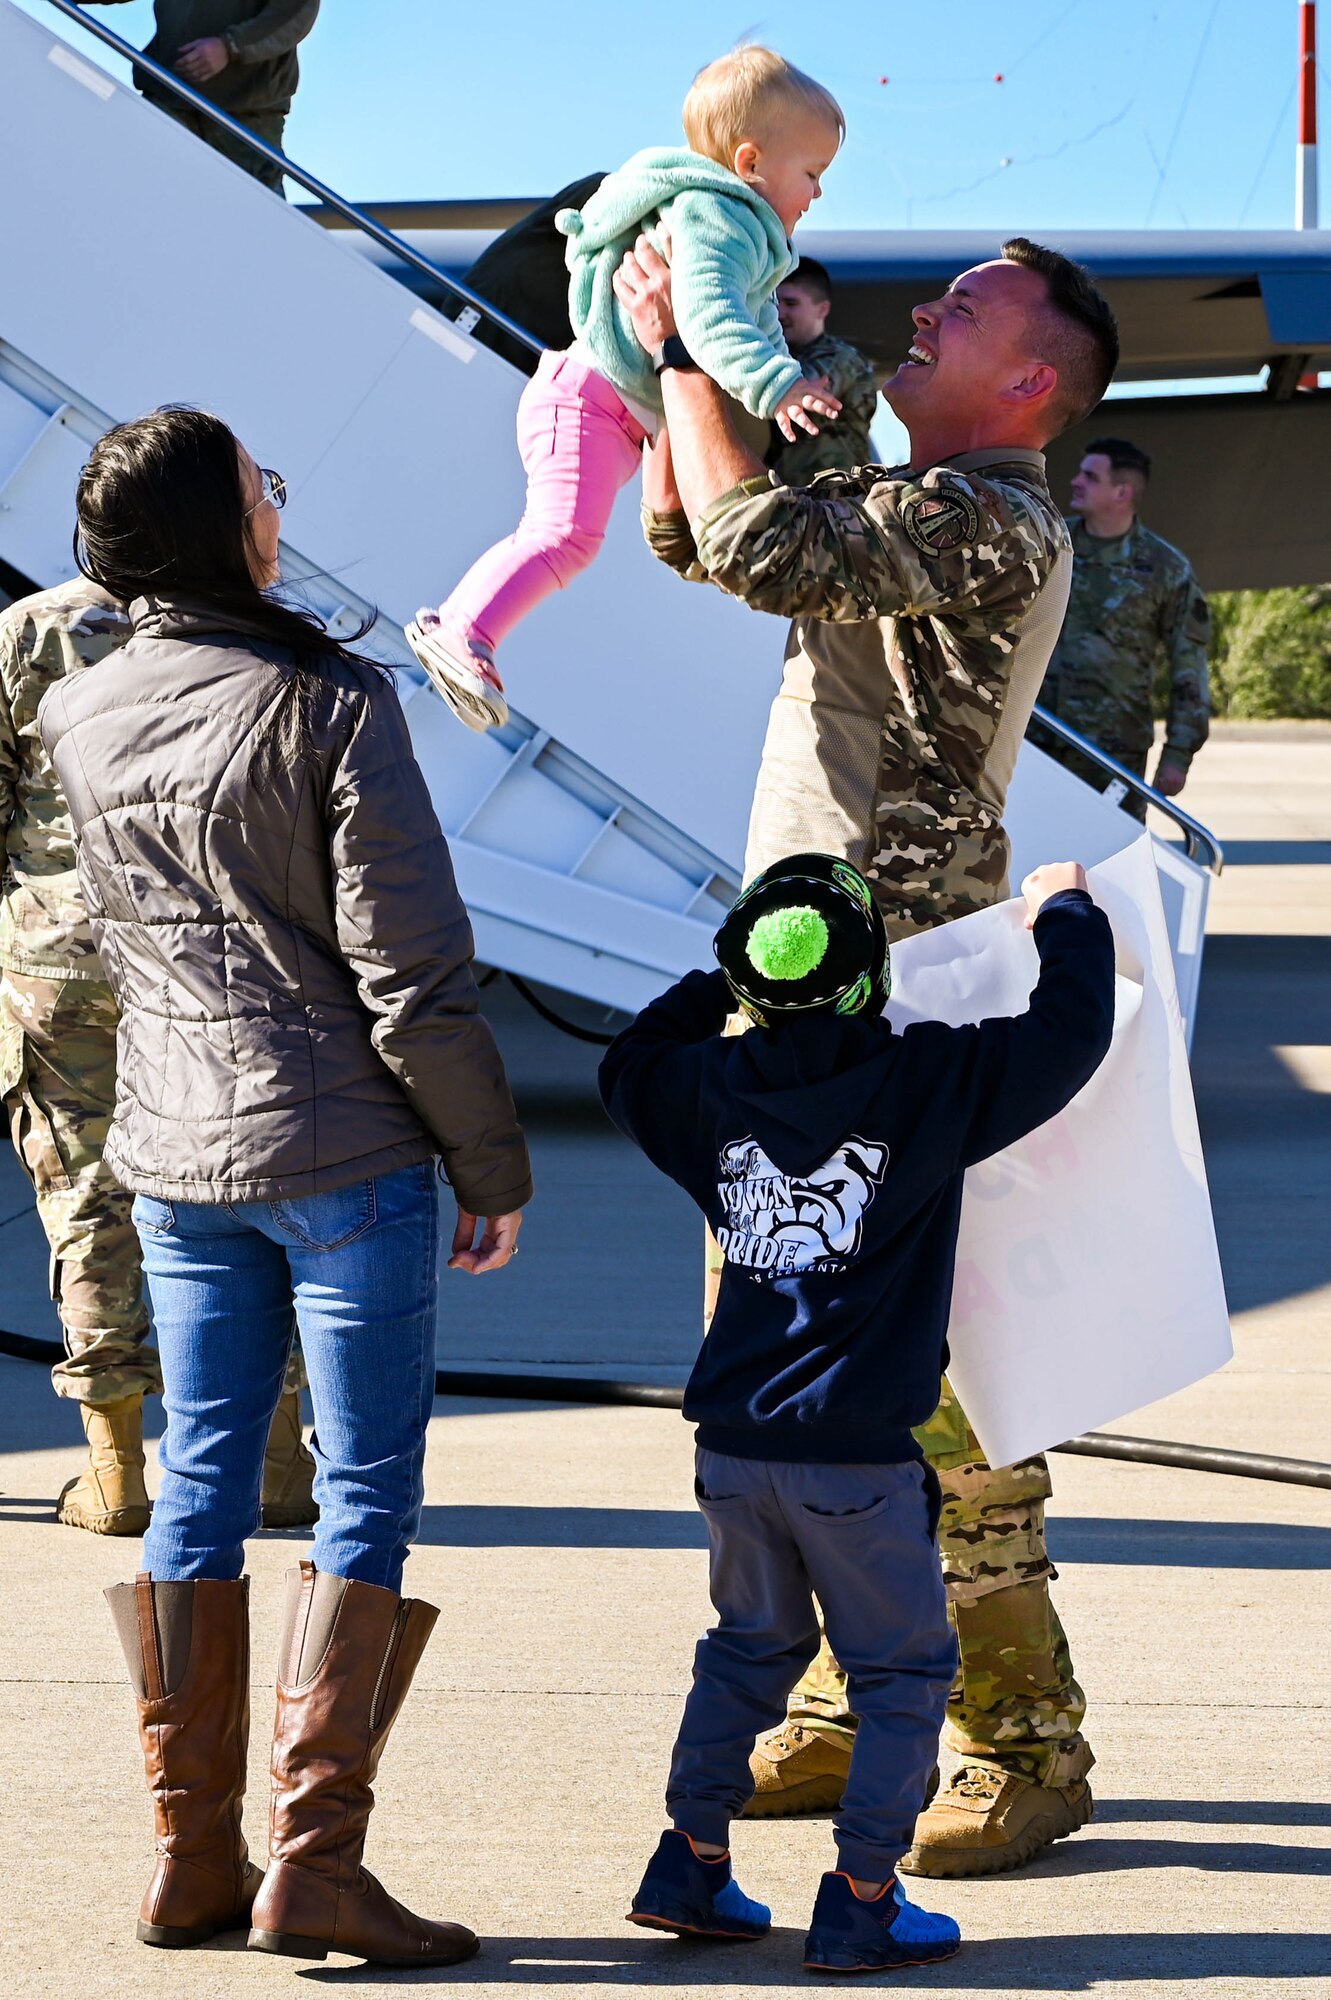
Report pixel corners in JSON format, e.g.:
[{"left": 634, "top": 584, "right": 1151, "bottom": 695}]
[{"left": 40, "top": 406, "right": 531, "bottom": 1969}]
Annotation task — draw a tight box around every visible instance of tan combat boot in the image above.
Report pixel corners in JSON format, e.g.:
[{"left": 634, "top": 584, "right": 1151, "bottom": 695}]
[
  {"left": 260, "top": 1389, "right": 318, "bottom": 1529},
  {"left": 900, "top": 1744, "right": 1094, "bottom": 1878},
  {"left": 57, "top": 1394, "right": 151, "bottom": 1536},
  {"left": 741, "top": 1720, "right": 854, "bottom": 1817}
]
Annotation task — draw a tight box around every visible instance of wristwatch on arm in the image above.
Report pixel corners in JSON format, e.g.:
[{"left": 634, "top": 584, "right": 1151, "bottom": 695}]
[{"left": 651, "top": 336, "right": 697, "bottom": 376}]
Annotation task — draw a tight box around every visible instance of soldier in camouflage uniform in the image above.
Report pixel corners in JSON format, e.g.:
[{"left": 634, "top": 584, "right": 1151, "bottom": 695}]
[
  {"left": 618, "top": 231, "right": 1121, "bottom": 1876},
  {"left": 767, "top": 258, "right": 881, "bottom": 484},
  {"left": 1042, "top": 437, "right": 1210, "bottom": 817},
  {"left": 0, "top": 578, "right": 316, "bottom": 1534}
]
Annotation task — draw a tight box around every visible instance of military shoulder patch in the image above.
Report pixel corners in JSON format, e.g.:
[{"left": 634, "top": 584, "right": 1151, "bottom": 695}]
[{"left": 900, "top": 482, "right": 982, "bottom": 557}]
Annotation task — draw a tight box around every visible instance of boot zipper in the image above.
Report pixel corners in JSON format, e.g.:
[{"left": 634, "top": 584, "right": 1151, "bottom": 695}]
[{"left": 369, "top": 1604, "right": 411, "bottom": 1731}]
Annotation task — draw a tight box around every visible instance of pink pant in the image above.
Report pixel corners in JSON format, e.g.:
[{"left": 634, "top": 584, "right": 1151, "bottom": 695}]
[{"left": 439, "top": 348, "right": 649, "bottom": 654}]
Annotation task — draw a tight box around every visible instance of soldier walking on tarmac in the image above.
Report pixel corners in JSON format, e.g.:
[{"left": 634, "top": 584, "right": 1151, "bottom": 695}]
[
  {"left": 616, "top": 230, "right": 1119, "bottom": 1878},
  {"left": 0, "top": 579, "right": 317, "bottom": 1533},
  {"left": 1041, "top": 437, "right": 1210, "bottom": 814},
  {"left": 84, "top": 2, "right": 320, "bottom": 195},
  {"left": 767, "top": 257, "right": 881, "bottom": 483}
]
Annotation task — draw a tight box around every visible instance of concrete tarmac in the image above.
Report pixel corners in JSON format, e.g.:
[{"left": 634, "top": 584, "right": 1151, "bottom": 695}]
[{"left": 1, "top": 722, "right": 1328, "bottom": 1997}]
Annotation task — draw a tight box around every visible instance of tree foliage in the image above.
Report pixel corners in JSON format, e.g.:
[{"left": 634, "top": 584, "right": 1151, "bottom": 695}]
[{"left": 1207, "top": 587, "right": 1331, "bottom": 719}]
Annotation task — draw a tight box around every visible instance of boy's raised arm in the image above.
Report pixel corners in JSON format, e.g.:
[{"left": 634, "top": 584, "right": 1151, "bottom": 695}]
[
  {"left": 953, "top": 866, "right": 1116, "bottom": 1171},
  {"left": 598, "top": 968, "right": 731, "bottom": 1163}
]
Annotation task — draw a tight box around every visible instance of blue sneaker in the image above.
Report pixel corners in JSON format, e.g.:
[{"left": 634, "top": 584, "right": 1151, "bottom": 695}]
[
  {"left": 803, "top": 1872, "right": 960, "bottom": 1973},
  {"left": 628, "top": 1830, "right": 771, "bottom": 1941}
]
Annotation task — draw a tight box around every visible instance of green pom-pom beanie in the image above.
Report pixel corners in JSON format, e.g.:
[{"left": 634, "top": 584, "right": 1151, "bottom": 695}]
[{"left": 745, "top": 906, "right": 829, "bottom": 983}]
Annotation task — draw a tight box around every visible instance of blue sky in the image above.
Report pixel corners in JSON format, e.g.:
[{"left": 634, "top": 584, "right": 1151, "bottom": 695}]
[{"left": 20, "top": 0, "right": 1326, "bottom": 231}]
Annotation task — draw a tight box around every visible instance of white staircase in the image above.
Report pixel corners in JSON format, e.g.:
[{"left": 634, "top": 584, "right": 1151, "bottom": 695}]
[{"left": 0, "top": 0, "right": 1213, "bottom": 1025}]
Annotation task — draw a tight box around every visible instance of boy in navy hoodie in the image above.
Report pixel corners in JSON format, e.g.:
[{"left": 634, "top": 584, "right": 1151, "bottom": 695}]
[{"left": 598, "top": 851, "right": 1115, "bottom": 1973}]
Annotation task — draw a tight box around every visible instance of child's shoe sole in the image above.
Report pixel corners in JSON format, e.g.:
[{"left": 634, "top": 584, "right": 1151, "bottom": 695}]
[
  {"left": 803, "top": 1937, "right": 962, "bottom": 1974},
  {"left": 628, "top": 1900, "right": 766, "bottom": 1942},
  {"left": 404, "top": 620, "right": 509, "bottom": 732}
]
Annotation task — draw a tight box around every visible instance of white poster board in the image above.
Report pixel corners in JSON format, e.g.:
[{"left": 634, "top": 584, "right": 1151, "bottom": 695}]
[{"left": 884, "top": 835, "right": 1232, "bottom": 1469}]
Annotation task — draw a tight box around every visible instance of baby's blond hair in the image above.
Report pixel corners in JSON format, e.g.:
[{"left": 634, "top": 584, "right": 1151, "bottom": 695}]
[{"left": 683, "top": 45, "right": 844, "bottom": 167}]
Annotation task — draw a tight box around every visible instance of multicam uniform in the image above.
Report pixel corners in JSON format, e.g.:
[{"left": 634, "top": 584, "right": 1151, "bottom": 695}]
[
  {"left": 1041, "top": 515, "right": 1211, "bottom": 815},
  {"left": 0, "top": 581, "right": 159, "bottom": 1408},
  {"left": 767, "top": 332, "right": 880, "bottom": 485},
  {"left": 645, "top": 449, "right": 1092, "bottom": 1788}
]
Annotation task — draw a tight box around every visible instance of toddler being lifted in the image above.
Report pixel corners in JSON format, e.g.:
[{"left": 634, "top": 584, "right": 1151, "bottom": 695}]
[{"left": 406, "top": 46, "right": 845, "bottom": 730}]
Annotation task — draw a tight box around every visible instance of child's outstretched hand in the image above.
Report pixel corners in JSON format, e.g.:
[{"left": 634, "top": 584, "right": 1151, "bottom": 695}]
[
  {"left": 1021, "top": 861, "right": 1089, "bottom": 929},
  {"left": 775, "top": 374, "right": 842, "bottom": 442}
]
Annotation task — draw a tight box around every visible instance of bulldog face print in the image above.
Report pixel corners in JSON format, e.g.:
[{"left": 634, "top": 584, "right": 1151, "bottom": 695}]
[{"left": 715, "top": 1136, "right": 889, "bottom": 1277}]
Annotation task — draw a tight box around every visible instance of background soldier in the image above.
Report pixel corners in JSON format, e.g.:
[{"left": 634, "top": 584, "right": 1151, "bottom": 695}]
[
  {"left": 1041, "top": 437, "right": 1210, "bottom": 814},
  {"left": 621, "top": 231, "right": 1120, "bottom": 1879},
  {"left": 0, "top": 578, "right": 315, "bottom": 1533},
  {"left": 86, "top": 1, "right": 320, "bottom": 195},
  {"left": 767, "top": 257, "right": 880, "bottom": 483}
]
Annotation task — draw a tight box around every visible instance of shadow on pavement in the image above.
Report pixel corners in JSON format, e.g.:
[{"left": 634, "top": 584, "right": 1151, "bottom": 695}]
[
  {"left": 1048, "top": 1517, "right": 1331, "bottom": 1569},
  {"left": 1035, "top": 1835, "right": 1330, "bottom": 1879},
  {"left": 1211, "top": 841, "right": 1331, "bottom": 865},
  {"left": 1098, "top": 1798, "right": 1331, "bottom": 1828},
  {"left": 292, "top": 1928, "right": 1331, "bottom": 1986},
  {"left": 1191, "top": 936, "right": 1331, "bottom": 1314},
  {"left": 414, "top": 1503, "right": 705, "bottom": 1550},
  {"left": 412, "top": 1505, "right": 1331, "bottom": 1566}
]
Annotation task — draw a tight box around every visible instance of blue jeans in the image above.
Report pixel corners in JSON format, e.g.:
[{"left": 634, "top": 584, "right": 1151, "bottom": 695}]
[
  {"left": 132, "top": 1162, "right": 440, "bottom": 1591},
  {"left": 669, "top": 1450, "right": 956, "bottom": 1879}
]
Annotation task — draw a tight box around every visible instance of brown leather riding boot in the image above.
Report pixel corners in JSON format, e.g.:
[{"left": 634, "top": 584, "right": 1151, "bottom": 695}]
[
  {"left": 105, "top": 1573, "right": 263, "bottom": 1947},
  {"left": 247, "top": 1561, "right": 479, "bottom": 1967}
]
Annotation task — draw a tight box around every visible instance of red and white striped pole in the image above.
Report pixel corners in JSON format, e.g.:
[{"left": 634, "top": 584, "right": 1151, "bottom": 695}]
[{"left": 1298, "top": 0, "right": 1319, "bottom": 227}]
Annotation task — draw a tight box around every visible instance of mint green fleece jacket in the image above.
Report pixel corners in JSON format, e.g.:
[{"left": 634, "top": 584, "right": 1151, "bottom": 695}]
[{"left": 555, "top": 148, "right": 804, "bottom": 420}]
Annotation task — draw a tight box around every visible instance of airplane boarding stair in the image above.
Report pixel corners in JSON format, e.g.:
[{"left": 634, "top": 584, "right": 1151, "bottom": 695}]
[{"left": 0, "top": 0, "right": 1219, "bottom": 1032}]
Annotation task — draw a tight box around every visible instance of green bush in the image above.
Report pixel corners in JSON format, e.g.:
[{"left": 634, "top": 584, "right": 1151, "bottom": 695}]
[{"left": 1206, "top": 588, "right": 1331, "bottom": 719}]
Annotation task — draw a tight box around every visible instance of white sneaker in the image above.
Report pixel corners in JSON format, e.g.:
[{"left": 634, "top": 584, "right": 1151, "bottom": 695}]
[{"left": 404, "top": 617, "right": 509, "bottom": 732}]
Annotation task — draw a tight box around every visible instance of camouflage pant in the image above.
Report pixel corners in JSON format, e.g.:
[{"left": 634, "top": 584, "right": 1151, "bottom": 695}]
[
  {"left": 0, "top": 970, "right": 310, "bottom": 1409},
  {"left": 703, "top": 1237, "right": 1089, "bottom": 1785},
  {"left": 0, "top": 969, "right": 157, "bottom": 1407}
]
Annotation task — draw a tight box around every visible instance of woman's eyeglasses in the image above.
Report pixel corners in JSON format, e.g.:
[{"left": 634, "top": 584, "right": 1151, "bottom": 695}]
[{"left": 246, "top": 468, "right": 287, "bottom": 514}]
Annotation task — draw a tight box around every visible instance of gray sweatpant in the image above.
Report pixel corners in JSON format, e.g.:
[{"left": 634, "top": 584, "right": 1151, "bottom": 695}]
[{"left": 668, "top": 1448, "right": 957, "bottom": 1879}]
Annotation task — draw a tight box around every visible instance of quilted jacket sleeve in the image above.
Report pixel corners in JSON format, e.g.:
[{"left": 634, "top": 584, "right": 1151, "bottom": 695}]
[
  {"left": 323, "top": 674, "right": 532, "bottom": 1214},
  {"left": 662, "top": 190, "right": 804, "bottom": 420}
]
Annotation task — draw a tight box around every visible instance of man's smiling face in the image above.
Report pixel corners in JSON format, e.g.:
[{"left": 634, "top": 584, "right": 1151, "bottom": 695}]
[{"left": 882, "top": 258, "right": 1055, "bottom": 435}]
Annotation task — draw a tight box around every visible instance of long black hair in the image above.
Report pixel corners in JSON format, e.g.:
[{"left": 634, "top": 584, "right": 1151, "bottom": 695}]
[{"left": 73, "top": 405, "right": 381, "bottom": 678}]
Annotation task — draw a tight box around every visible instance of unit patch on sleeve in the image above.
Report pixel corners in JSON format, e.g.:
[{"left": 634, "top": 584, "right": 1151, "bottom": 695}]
[{"left": 900, "top": 482, "right": 982, "bottom": 557}]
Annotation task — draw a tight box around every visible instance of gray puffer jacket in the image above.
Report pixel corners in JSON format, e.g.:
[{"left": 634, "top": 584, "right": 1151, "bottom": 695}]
[{"left": 39, "top": 597, "right": 532, "bottom": 1212}]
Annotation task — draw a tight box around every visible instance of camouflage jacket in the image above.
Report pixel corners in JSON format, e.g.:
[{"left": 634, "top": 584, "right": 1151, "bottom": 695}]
[
  {"left": 644, "top": 448, "right": 1072, "bottom": 937},
  {"left": 767, "top": 332, "right": 880, "bottom": 485},
  {"left": 1042, "top": 516, "right": 1211, "bottom": 773},
  {"left": 0, "top": 580, "right": 131, "bottom": 980}
]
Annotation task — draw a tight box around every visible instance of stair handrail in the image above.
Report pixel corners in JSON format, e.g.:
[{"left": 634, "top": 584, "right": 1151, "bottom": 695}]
[
  {"left": 1029, "top": 703, "right": 1223, "bottom": 873},
  {"left": 31, "top": 5, "right": 1228, "bottom": 883},
  {"left": 41, "top": 0, "right": 543, "bottom": 360}
]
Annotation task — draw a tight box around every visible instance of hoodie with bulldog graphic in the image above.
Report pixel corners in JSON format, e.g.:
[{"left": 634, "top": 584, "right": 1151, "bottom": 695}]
[{"left": 598, "top": 891, "right": 1114, "bottom": 1464}]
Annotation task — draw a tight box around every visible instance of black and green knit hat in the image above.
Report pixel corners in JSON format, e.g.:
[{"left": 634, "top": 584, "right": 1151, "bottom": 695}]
[{"left": 714, "top": 853, "right": 890, "bottom": 1026}]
